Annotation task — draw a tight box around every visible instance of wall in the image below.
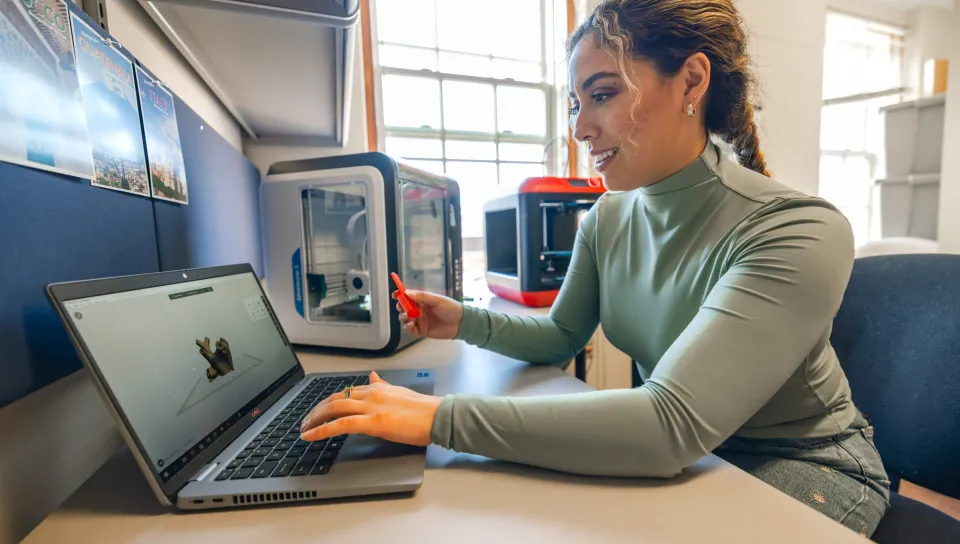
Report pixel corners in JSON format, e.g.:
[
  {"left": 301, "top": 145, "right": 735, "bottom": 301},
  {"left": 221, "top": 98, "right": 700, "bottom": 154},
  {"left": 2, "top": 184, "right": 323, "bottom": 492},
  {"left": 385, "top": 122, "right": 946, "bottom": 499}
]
[
  {"left": 904, "top": 6, "right": 955, "bottom": 97},
  {"left": 244, "top": 30, "right": 368, "bottom": 174},
  {"left": 104, "top": 0, "right": 243, "bottom": 151},
  {"left": 0, "top": 3, "right": 241, "bottom": 543},
  {"left": 829, "top": 0, "right": 909, "bottom": 25},
  {"left": 937, "top": 1, "right": 960, "bottom": 253},
  {"left": 732, "top": 0, "right": 827, "bottom": 196}
]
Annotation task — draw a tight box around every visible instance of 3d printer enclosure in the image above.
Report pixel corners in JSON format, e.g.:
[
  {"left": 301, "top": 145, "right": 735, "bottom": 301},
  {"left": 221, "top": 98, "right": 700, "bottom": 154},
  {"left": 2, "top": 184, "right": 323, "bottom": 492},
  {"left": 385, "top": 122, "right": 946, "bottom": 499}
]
[
  {"left": 261, "top": 152, "right": 462, "bottom": 354},
  {"left": 484, "top": 177, "right": 604, "bottom": 307}
]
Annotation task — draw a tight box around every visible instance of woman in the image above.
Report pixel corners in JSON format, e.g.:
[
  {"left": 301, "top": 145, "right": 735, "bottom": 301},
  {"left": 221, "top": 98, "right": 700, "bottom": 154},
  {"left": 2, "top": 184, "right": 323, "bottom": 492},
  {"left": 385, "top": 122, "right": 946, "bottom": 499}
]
[{"left": 301, "top": 0, "right": 890, "bottom": 536}]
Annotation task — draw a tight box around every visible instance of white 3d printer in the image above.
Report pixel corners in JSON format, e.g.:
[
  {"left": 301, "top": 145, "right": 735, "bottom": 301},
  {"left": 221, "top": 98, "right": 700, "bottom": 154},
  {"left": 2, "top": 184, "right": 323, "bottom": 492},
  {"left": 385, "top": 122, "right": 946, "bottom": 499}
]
[{"left": 260, "top": 152, "right": 462, "bottom": 354}]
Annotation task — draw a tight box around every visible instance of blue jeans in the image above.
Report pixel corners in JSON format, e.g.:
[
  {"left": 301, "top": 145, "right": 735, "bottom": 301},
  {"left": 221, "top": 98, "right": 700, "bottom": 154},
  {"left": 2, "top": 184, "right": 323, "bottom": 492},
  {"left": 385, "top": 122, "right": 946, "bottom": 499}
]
[{"left": 715, "top": 413, "right": 890, "bottom": 537}]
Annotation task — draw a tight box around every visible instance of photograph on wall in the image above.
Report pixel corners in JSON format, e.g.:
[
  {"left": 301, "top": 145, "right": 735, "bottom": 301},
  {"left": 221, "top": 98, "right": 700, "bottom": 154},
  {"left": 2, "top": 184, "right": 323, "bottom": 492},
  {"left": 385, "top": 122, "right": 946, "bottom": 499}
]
[
  {"left": 0, "top": 0, "right": 94, "bottom": 179},
  {"left": 70, "top": 12, "right": 148, "bottom": 196},
  {"left": 135, "top": 64, "right": 188, "bottom": 204}
]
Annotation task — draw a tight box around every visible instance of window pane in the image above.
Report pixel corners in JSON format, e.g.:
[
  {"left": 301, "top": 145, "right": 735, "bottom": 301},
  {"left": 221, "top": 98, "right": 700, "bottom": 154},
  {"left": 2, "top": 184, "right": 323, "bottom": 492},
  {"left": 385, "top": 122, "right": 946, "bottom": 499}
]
[
  {"left": 497, "top": 87, "right": 546, "bottom": 136},
  {"left": 438, "top": 52, "right": 492, "bottom": 78},
  {"left": 382, "top": 75, "right": 441, "bottom": 129},
  {"left": 839, "top": 206, "right": 870, "bottom": 247},
  {"left": 818, "top": 154, "right": 844, "bottom": 195},
  {"left": 499, "top": 143, "right": 545, "bottom": 162},
  {"left": 402, "top": 160, "right": 445, "bottom": 176},
  {"left": 379, "top": 45, "right": 437, "bottom": 72},
  {"left": 444, "top": 161, "right": 498, "bottom": 238},
  {"left": 436, "top": 0, "right": 497, "bottom": 56},
  {"left": 820, "top": 103, "right": 866, "bottom": 151},
  {"left": 820, "top": 155, "right": 871, "bottom": 208},
  {"left": 442, "top": 81, "right": 495, "bottom": 133},
  {"left": 375, "top": 0, "right": 436, "bottom": 48},
  {"left": 499, "top": 162, "right": 544, "bottom": 191},
  {"left": 492, "top": 59, "right": 543, "bottom": 83},
  {"left": 488, "top": 1, "right": 542, "bottom": 62},
  {"left": 823, "top": 13, "right": 903, "bottom": 98},
  {"left": 445, "top": 140, "right": 496, "bottom": 160},
  {"left": 386, "top": 137, "right": 443, "bottom": 159}
]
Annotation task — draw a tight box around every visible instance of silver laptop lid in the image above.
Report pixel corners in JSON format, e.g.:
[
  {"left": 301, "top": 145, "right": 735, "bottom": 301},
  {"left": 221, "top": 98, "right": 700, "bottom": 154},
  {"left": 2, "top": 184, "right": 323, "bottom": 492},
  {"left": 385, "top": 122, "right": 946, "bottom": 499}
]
[{"left": 50, "top": 266, "right": 303, "bottom": 499}]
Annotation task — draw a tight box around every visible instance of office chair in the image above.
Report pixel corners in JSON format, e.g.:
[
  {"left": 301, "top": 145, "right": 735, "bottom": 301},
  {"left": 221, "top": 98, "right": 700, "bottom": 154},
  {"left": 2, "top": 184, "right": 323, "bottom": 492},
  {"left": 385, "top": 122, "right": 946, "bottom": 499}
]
[{"left": 830, "top": 254, "right": 960, "bottom": 543}]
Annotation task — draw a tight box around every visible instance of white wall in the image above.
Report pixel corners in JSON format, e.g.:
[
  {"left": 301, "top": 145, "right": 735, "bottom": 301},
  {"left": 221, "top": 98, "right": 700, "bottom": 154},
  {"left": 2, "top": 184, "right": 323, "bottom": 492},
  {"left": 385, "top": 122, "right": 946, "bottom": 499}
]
[
  {"left": 829, "top": 0, "right": 909, "bottom": 25},
  {"left": 0, "top": 3, "right": 242, "bottom": 543},
  {"left": 735, "top": 0, "right": 828, "bottom": 196},
  {"left": 104, "top": 0, "right": 243, "bottom": 151},
  {"left": 244, "top": 31, "right": 368, "bottom": 174},
  {"left": 937, "top": 1, "right": 960, "bottom": 252},
  {"left": 904, "top": 7, "right": 956, "bottom": 97}
]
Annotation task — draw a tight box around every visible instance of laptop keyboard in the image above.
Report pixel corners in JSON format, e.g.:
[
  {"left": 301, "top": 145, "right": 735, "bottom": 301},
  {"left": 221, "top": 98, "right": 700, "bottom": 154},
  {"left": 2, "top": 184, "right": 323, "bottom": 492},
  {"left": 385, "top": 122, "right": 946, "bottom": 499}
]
[{"left": 214, "top": 374, "right": 368, "bottom": 481}]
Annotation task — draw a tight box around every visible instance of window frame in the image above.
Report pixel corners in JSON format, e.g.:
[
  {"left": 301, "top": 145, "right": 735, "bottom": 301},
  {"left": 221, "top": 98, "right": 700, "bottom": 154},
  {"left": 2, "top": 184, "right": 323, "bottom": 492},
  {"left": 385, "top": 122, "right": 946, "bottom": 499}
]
[
  {"left": 819, "top": 11, "right": 906, "bottom": 246},
  {"left": 367, "top": 0, "right": 566, "bottom": 243}
]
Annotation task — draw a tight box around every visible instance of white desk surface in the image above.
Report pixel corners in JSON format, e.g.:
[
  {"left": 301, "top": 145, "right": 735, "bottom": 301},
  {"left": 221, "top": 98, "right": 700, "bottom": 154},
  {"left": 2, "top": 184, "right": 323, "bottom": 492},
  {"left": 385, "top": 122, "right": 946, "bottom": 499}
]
[{"left": 26, "top": 301, "right": 867, "bottom": 543}]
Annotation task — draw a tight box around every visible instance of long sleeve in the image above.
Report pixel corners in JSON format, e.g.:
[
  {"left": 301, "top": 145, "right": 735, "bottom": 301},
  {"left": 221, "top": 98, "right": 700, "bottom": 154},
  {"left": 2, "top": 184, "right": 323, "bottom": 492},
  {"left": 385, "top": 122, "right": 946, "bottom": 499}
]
[
  {"left": 454, "top": 208, "right": 602, "bottom": 365},
  {"left": 431, "top": 205, "right": 855, "bottom": 477}
]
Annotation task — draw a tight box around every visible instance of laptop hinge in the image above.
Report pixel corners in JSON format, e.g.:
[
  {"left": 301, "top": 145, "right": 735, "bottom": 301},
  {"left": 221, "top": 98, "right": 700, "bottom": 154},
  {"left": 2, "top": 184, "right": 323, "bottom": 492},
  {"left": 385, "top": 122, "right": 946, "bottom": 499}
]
[{"left": 190, "top": 462, "right": 219, "bottom": 482}]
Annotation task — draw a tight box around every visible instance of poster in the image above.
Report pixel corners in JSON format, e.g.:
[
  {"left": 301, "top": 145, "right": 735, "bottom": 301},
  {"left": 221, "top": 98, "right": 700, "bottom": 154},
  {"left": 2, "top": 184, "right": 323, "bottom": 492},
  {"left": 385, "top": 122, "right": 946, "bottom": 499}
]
[
  {"left": 0, "top": 0, "right": 94, "bottom": 179},
  {"left": 70, "top": 12, "right": 148, "bottom": 196},
  {"left": 136, "top": 64, "right": 188, "bottom": 204}
]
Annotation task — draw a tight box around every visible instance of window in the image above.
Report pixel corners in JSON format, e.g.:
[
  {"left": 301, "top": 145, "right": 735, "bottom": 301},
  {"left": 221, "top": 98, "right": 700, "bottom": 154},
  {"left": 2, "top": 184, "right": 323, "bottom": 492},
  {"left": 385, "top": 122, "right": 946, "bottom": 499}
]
[
  {"left": 820, "top": 13, "right": 905, "bottom": 246},
  {"left": 371, "top": 0, "right": 563, "bottom": 240}
]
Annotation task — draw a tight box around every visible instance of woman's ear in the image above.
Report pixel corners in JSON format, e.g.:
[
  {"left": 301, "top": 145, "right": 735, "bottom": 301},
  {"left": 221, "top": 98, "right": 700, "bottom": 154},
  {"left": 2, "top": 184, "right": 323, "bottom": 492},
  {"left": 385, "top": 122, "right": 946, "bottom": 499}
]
[{"left": 682, "top": 52, "right": 711, "bottom": 112}]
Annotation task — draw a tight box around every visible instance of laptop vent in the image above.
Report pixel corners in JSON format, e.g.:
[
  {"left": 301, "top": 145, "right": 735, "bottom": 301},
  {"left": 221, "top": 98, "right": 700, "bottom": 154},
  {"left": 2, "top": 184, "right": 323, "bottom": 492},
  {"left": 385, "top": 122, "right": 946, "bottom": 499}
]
[{"left": 231, "top": 491, "right": 318, "bottom": 505}]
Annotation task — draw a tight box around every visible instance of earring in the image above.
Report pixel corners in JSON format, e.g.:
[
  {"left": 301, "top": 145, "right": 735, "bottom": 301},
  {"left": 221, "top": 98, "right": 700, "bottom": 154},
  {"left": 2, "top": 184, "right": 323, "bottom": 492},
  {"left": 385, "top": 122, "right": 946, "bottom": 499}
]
[{"left": 686, "top": 103, "right": 695, "bottom": 117}]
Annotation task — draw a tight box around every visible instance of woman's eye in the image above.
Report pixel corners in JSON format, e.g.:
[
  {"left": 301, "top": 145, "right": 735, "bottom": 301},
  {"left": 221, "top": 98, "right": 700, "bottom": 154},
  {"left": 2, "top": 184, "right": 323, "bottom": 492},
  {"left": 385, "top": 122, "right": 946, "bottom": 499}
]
[
  {"left": 568, "top": 103, "right": 580, "bottom": 116},
  {"left": 592, "top": 92, "right": 613, "bottom": 104}
]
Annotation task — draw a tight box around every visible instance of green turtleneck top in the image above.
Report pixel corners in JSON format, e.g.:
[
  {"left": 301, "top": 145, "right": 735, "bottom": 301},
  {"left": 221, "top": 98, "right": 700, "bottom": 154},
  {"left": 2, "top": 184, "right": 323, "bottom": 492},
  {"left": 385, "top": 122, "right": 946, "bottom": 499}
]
[{"left": 429, "top": 142, "right": 859, "bottom": 477}]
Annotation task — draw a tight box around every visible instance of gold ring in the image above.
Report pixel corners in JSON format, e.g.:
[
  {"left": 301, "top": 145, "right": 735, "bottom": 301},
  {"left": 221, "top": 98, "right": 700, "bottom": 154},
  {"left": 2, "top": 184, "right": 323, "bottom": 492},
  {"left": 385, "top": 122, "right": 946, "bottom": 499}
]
[{"left": 343, "top": 386, "right": 352, "bottom": 399}]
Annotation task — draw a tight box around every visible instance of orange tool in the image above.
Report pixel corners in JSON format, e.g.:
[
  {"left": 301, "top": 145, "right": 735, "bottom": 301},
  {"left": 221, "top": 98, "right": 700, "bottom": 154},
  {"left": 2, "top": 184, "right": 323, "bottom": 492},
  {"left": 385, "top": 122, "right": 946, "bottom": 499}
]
[{"left": 390, "top": 272, "right": 421, "bottom": 319}]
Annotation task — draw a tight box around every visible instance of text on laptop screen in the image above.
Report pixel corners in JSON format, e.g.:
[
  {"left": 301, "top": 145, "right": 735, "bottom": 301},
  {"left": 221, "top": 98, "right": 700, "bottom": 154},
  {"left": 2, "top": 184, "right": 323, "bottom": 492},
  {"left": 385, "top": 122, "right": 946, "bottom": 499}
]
[{"left": 63, "top": 273, "right": 300, "bottom": 482}]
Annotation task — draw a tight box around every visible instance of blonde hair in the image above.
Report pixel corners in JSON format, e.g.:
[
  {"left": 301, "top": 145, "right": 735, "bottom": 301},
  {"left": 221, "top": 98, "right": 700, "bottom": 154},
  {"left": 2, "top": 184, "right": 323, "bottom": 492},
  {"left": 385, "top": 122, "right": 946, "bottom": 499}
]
[{"left": 567, "top": 0, "right": 771, "bottom": 177}]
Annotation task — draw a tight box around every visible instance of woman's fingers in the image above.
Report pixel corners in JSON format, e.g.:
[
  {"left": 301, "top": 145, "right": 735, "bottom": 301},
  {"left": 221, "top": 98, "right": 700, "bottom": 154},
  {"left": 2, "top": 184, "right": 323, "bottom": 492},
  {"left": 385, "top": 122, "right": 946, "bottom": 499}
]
[
  {"left": 302, "top": 385, "right": 373, "bottom": 428},
  {"left": 369, "top": 370, "right": 385, "bottom": 384},
  {"left": 301, "top": 415, "right": 371, "bottom": 442},
  {"left": 301, "top": 398, "right": 368, "bottom": 432}
]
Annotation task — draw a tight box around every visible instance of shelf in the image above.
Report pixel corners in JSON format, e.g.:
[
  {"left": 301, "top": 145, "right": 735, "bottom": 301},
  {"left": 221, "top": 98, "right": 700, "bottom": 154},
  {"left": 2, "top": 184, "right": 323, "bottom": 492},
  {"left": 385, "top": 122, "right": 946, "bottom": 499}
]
[{"left": 140, "top": 0, "right": 359, "bottom": 146}]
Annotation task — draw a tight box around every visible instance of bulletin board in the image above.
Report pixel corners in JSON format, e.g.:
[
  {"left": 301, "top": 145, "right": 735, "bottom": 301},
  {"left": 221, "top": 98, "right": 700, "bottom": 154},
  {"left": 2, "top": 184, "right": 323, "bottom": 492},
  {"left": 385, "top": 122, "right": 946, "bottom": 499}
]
[{"left": 0, "top": 4, "right": 264, "bottom": 409}]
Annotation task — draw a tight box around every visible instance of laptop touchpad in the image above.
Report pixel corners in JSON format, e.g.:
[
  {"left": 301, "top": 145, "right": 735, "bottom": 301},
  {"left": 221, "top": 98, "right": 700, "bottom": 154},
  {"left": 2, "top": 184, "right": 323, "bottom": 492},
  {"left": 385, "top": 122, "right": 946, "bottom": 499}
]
[{"left": 340, "top": 435, "right": 424, "bottom": 461}]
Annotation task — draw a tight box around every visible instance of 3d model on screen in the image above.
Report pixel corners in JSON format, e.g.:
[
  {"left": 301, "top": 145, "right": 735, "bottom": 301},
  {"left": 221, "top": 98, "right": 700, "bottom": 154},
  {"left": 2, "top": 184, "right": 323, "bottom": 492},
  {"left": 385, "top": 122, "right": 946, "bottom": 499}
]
[{"left": 196, "top": 337, "right": 234, "bottom": 382}]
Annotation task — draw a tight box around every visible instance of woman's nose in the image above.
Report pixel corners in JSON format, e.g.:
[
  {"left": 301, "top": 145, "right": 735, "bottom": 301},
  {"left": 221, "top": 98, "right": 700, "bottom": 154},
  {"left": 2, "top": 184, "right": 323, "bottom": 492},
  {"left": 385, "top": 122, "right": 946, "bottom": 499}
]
[{"left": 572, "top": 114, "right": 595, "bottom": 143}]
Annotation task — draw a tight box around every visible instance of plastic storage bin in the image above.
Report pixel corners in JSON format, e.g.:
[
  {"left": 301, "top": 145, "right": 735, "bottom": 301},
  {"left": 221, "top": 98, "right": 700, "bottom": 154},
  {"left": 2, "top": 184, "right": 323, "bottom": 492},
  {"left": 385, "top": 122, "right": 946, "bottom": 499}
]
[
  {"left": 881, "top": 95, "right": 945, "bottom": 176},
  {"left": 876, "top": 174, "right": 940, "bottom": 240}
]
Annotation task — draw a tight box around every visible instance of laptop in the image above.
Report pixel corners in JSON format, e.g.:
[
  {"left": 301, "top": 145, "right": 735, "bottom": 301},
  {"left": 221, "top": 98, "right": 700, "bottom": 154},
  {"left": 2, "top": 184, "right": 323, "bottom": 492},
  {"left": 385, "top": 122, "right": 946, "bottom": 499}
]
[{"left": 47, "top": 263, "right": 434, "bottom": 510}]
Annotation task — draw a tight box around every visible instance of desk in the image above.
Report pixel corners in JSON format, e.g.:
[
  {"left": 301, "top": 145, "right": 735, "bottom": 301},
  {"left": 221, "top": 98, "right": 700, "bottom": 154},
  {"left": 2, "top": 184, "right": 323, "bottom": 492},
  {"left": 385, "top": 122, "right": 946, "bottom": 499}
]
[{"left": 25, "top": 339, "right": 867, "bottom": 543}]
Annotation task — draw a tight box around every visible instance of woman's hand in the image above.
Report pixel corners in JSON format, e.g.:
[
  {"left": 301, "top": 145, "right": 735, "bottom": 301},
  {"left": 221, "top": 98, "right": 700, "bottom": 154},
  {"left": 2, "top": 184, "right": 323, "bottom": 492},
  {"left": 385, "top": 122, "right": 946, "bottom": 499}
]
[
  {"left": 299, "top": 371, "right": 442, "bottom": 446},
  {"left": 392, "top": 290, "right": 463, "bottom": 340}
]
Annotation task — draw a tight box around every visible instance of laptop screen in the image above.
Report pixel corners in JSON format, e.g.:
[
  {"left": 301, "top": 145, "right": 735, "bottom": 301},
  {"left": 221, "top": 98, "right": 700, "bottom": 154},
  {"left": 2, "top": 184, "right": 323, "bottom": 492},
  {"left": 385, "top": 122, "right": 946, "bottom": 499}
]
[{"left": 62, "top": 272, "right": 300, "bottom": 484}]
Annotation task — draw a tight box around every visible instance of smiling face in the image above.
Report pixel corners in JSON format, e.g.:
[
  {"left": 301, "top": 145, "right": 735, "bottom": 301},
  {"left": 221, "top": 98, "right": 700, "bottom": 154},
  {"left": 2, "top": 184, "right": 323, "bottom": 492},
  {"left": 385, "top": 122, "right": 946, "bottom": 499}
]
[{"left": 568, "top": 35, "right": 707, "bottom": 191}]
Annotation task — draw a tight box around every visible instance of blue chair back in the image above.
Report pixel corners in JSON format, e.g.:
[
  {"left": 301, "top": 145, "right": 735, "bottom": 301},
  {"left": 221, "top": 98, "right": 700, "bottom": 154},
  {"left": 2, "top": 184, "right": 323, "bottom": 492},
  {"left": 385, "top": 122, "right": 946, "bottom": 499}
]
[{"left": 830, "top": 254, "right": 960, "bottom": 498}]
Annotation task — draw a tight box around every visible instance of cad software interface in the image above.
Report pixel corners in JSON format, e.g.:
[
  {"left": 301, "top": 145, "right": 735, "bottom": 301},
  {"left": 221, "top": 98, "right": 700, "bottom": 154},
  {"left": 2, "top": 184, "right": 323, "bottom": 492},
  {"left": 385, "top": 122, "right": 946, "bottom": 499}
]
[{"left": 63, "top": 273, "right": 299, "bottom": 482}]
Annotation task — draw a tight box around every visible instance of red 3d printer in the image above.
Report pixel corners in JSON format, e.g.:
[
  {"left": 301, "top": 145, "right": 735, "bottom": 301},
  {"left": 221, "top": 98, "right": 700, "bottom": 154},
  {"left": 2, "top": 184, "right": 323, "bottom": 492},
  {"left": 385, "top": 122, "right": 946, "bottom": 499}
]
[{"left": 483, "top": 176, "right": 605, "bottom": 307}]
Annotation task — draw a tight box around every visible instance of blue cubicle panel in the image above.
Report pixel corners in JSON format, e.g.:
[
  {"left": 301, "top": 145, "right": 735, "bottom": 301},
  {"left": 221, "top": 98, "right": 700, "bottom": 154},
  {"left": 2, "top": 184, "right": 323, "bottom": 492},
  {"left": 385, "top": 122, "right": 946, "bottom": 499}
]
[
  {"left": 153, "top": 99, "right": 264, "bottom": 277},
  {"left": 0, "top": 6, "right": 265, "bottom": 409},
  {"left": 0, "top": 163, "right": 161, "bottom": 408}
]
